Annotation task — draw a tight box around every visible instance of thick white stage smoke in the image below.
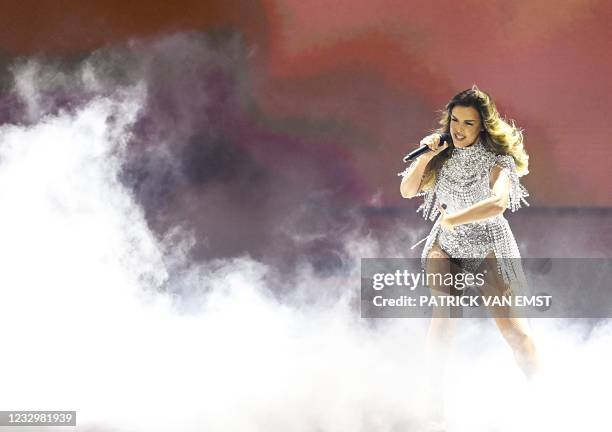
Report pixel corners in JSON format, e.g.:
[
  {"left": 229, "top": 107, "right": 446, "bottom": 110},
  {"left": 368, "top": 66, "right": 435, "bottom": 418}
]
[{"left": 0, "top": 58, "right": 609, "bottom": 432}]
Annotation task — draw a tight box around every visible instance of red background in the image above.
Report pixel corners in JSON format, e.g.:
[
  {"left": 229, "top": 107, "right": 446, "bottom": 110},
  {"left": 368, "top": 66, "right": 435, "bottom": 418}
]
[{"left": 1, "top": 0, "right": 610, "bottom": 207}]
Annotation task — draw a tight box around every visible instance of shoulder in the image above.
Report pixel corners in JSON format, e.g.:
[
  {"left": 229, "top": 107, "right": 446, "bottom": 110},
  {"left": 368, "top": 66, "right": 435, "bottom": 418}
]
[
  {"left": 487, "top": 152, "right": 517, "bottom": 182},
  {"left": 493, "top": 153, "right": 517, "bottom": 171}
]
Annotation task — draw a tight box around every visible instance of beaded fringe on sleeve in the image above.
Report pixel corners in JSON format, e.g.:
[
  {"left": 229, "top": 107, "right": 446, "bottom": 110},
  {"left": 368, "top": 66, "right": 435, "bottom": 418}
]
[
  {"left": 397, "top": 163, "right": 440, "bottom": 221},
  {"left": 491, "top": 154, "right": 531, "bottom": 297},
  {"left": 494, "top": 154, "right": 530, "bottom": 212}
]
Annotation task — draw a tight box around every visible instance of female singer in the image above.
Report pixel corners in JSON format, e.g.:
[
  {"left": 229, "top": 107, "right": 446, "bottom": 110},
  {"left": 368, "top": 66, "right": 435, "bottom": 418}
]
[{"left": 399, "top": 86, "right": 540, "bottom": 382}]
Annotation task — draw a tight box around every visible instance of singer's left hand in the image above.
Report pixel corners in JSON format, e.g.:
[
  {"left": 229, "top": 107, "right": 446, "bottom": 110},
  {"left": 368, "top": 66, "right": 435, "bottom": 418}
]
[{"left": 438, "top": 204, "right": 456, "bottom": 232}]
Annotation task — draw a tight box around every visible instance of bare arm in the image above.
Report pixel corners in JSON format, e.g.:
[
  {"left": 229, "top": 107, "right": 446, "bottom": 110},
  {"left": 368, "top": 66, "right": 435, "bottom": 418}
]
[
  {"left": 400, "top": 154, "right": 433, "bottom": 198},
  {"left": 400, "top": 133, "right": 448, "bottom": 199}
]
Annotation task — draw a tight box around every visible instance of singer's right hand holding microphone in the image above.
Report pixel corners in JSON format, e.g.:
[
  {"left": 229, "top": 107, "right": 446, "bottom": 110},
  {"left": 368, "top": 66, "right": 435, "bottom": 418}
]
[
  {"left": 399, "top": 133, "right": 449, "bottom": 199},
  {"left": 420, "top": 133, "right": 448, "bottom": 159}
]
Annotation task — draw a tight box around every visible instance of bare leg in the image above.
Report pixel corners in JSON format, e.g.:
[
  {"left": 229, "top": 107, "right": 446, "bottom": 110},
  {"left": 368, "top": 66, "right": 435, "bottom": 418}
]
[
  {"left": 424, "top": 243, "right": 459, "bottom": 370},
  {"left": 478, "top": 252, "right": 541, "bottom": 380},
  {"left": 494, "top": 316, "right": 540, "bottom": 379},
  {"left": 423, "top": 243, "right": 463, "bottom": 428}
]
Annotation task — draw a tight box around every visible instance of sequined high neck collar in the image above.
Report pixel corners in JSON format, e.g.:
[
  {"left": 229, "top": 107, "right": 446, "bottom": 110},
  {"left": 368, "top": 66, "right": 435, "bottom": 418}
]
[{"left": 452, "top": 137, "right": 484, "bottom": 154}]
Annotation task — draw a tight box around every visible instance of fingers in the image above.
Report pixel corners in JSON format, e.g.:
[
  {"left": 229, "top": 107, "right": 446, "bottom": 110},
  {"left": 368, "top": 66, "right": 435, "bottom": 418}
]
[
  {"left": 429, "top": 141, "right": 447, "bottom": 155},
  {"left": 435, "top": 142, "right": 449, "bottom": 154},
  {"left": 420, "top": 133, "right": 438, "bottom": 147},
  {"left": 432, "top": 133, "right": 440, "bottom": 146},
  {"left": 420, "top": 133, "right": 448, "bottom": 155}
]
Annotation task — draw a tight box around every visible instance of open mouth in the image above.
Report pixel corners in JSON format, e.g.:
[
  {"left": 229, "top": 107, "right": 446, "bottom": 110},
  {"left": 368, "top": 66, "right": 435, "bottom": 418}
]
[{"left": 454, "top": 133, "right": 466, "bottom": 141}]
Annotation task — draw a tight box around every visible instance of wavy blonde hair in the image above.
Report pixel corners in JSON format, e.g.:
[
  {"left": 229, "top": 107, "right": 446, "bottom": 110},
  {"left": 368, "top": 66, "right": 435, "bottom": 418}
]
[{"left": 420, "top": 85, "right": 529, "bottom": 191}]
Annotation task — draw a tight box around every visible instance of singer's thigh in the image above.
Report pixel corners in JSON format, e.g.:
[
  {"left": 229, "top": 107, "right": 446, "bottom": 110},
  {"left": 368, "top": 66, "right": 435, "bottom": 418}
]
[
  {"left": 477, "top": 251, "right": 518, "bottom": 319},
  {"left": 478, "top": 255, "right": 534, "bottom": 349},
  {"left": 425, "top": 242, "right": 463, "bottom": 318}
]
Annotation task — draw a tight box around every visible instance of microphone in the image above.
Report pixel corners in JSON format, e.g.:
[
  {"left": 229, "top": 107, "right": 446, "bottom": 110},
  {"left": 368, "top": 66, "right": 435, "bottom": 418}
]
[{"left": 402, "top": 133, "right": 452, "bottom": 162}]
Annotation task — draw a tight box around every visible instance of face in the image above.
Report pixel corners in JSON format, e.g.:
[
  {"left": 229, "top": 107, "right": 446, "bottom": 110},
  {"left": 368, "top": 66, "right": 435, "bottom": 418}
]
[{"left": 449, "top": 105, "right": 483, "bottom": 148}]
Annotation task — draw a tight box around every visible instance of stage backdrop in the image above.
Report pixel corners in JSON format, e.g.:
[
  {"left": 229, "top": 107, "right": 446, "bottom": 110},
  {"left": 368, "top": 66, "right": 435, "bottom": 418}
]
[{"left": 0, "top": 0, "right": 609, "bottom": 208}]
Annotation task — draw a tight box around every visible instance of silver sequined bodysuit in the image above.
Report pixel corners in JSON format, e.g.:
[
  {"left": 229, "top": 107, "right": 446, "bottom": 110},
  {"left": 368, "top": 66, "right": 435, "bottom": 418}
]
[{"left": 398, "top": 137, "right": 530, "bottom": 296}]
